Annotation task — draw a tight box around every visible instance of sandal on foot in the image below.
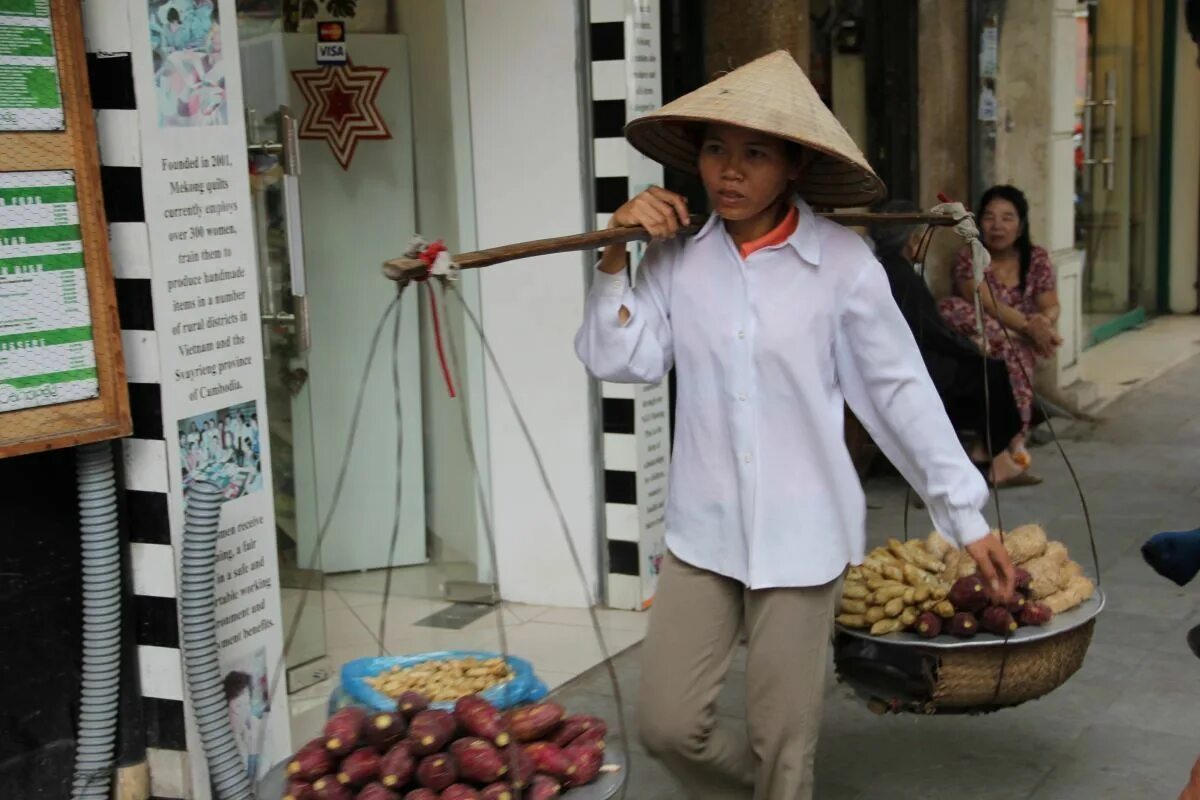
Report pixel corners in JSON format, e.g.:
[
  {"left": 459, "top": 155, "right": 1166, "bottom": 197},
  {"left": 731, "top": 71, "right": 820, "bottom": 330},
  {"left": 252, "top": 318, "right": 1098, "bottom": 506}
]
[{"left": 990, "top": 471, "right": 1043, "bottom": 489}]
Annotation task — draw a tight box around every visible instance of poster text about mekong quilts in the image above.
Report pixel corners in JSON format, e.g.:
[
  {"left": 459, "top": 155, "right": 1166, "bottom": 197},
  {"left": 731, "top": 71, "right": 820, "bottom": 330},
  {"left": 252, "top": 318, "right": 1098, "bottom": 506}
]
[{"left": 156, "top": 152, "right": 260, "bottom": 406}]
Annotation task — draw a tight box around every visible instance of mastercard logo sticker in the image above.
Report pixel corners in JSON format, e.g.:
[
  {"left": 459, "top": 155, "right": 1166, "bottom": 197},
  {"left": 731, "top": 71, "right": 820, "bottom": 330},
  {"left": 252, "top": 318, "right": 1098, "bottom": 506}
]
[{"left": 318, "top": 21, "right": 345, "bottom": 41}]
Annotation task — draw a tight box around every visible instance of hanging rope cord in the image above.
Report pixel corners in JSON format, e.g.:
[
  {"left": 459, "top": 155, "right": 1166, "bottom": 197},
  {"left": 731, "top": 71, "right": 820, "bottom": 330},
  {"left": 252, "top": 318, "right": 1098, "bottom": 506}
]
[
  {"left": 438, "top": 278, "right": 632, "bottom": 799},
  {"left": 253, "top": 294, "right": 402, "bottom": 773},
  {"left": 250, "top": 272, "right": 630, "bottom": 798},
  {"left": 899, "top": 220, "right": 1014, "bottom": 543}
]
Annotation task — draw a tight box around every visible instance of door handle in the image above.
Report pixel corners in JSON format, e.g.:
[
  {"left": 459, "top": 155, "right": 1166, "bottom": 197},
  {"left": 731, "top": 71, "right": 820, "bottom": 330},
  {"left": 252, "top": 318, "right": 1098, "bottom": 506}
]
[
  {"left": 279, "top": 106, "right": 311, "bottom": 354},
  {"left": 246, "top": 107, "right": 281, "bottom": 324},
  {"left": 1082, "top": 73, "right": 1093, "bottom": 194},
  {"left": 1081, "top": 70, "right": 1117, "bottom": 193},
  {"left": 1102, "top": 70, "right": 1116, "bottom": 191}
]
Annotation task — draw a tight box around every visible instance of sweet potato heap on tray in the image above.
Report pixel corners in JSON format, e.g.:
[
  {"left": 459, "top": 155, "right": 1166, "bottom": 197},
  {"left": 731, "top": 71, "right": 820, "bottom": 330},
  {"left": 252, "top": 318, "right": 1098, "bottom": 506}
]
[
  {"left": 365, "top": 658, "right": 515, "bottom": 704},
  {"left": 836, "top": 525, "right": 1095, "bottom": 639},
  {"left": 285, "top": 695, "right": 613, "bottom": 800}
]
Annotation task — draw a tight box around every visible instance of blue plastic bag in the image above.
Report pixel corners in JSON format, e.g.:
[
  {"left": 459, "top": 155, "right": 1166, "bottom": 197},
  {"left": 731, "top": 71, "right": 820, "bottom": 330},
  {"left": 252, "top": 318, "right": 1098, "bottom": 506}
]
[{"left": 340, "top": 650, "right": 549, "bottom": 713}]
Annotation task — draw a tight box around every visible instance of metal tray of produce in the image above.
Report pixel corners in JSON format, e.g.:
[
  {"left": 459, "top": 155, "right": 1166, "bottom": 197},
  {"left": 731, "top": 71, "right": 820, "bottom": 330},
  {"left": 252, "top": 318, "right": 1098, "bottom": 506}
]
[
  {"left": 834, "top": 588, "right": 1105, "bottom": 650},
  {"left": 255, "top": 747, "right": 626, "bottom": 799}
]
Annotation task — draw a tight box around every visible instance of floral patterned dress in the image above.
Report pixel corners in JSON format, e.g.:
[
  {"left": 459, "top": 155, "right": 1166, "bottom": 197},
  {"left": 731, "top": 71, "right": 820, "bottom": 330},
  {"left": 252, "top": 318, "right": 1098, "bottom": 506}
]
[{"left": 938, "top": 246, "right": 1056, "bottom": 436}]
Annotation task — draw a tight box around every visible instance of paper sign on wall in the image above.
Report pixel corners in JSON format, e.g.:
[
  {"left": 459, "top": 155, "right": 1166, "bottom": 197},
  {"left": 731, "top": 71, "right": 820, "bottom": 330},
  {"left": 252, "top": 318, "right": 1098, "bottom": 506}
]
[
  {"left": 0, "top": 169, "right": 98, "bottom": 411},
  {"left": 623, "top": 0, "right": 670, "bottom": 608},
  {"left": 129, "top": 0, "right": 291, "bottom": 793},
  {"left": 0, "top": 0, "right": 64, "bottom": 131}
]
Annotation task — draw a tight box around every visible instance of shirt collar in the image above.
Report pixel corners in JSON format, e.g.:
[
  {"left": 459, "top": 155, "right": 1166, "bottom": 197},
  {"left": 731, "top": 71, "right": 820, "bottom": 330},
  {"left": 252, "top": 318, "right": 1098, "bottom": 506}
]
[
  {"left": 788, "top": 197, "right": 822, "bottom": 266},
  {"left": 692, "top": 195, "right": 823, "bottom": 266}
]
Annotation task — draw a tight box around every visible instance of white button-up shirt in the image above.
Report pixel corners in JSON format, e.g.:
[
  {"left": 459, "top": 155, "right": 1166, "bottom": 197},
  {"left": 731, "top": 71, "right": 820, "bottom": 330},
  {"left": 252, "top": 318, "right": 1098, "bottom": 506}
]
[{"left": 575, "top": 198, "right": 991, "bottom": 589}]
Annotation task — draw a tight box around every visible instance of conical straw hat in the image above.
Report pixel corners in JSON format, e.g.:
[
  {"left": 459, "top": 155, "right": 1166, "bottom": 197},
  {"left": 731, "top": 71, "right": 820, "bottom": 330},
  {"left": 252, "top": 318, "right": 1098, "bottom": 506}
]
[{"left": 624, "top": 50, "right": 886, "bottom": 208}]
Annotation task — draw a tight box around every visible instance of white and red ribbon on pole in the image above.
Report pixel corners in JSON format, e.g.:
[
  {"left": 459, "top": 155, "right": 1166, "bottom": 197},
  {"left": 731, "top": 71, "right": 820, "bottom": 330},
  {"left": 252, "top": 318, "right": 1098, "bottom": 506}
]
[{"left": 403, "top": 236, "right": 459, "bottom": 398}]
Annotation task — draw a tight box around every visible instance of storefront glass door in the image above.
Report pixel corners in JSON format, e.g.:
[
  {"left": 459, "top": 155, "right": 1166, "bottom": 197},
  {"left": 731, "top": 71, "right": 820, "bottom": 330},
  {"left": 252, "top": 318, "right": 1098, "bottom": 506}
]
[
  {"left": 235, "top": 7, "right": 436, "bottom": 706},
  {"left": 246, "top": 103, "right": 330, "bottom": 694},
  {"left": 1074, "top": 0, "right": 1160, "bottom": 344}
]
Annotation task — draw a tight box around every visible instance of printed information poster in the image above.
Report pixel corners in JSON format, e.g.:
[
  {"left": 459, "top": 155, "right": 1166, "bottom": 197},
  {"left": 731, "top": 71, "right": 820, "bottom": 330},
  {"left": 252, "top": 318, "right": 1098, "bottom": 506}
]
[
  {"left": 0, "top": 170, "right": 98, "bottom": 411},
  {"left": 0, "top": 0, "right": 64, "bottom": 131},
  {"left": 625, "top": 0, "right": 670, "bottom": 607},
  {"left": 128, "top": 0, "right": 290, "bottom": 792}
]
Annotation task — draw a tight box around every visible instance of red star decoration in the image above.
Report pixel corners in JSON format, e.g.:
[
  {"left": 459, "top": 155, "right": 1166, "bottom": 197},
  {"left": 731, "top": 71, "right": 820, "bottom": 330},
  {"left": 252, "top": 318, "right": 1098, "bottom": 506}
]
[{"left": 292, "top": 59, "right": 391, "bottom": 171}]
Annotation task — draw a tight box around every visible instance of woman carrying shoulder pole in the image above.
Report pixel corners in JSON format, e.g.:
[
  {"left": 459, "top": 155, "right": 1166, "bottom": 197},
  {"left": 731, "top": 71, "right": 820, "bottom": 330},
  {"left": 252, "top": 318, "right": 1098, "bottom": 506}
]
[{"left": 575, "top": 52, "right": 1016, "bottom": 800}]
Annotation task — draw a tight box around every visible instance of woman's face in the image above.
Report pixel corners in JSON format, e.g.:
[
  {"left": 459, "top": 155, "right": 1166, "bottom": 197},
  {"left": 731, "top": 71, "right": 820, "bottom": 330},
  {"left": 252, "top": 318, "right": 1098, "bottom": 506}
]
[
  {"left": 698, "top": 124, "right": 799, "bottom": 222},
  {"left": 980, "top": 198, "right": 1022, "bottom": 253}
]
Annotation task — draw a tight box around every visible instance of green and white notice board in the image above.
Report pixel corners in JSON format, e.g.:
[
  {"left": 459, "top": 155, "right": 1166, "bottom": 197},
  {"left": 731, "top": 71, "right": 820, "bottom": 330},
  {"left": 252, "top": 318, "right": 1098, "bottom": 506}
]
[
  {"left": 0, "top": 0, "right": 64, "bottom": 131},
  {"left": 0, "top": 169, "right": 96, "bottom": 411},
  {"left": 0, "top": 0, "right": 129, "bottom": 459}
]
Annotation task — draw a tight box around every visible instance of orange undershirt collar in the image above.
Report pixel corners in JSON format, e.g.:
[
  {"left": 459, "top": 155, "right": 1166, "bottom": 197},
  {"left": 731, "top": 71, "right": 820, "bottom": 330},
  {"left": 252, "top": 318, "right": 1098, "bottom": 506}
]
[{"left": 738, "top": 204, "right": 799, "bottom": 260}]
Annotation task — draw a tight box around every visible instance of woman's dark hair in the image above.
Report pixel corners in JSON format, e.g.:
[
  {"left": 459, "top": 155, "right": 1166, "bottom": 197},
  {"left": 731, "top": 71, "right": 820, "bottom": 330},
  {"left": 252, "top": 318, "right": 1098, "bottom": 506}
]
[
  {"left": 1186, "top": 0, "right": 1198, "bottom": 46},
  {"left": 979, "top": 184, "right": 1033, "bottom": 288},
  {"left": 868, "top": 199, "right": 922, "bottom": 261},
  {"left": 223, "top": 670, "right": 252, "bottom": 703},
  {"left": 167, "top": 7, "right": 181, "bottom": 23}
]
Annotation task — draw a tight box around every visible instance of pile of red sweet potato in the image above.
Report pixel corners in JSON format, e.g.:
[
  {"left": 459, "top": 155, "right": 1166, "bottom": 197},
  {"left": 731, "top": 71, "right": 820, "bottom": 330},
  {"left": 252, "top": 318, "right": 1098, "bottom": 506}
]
[
  {"left": 915, "top": 570, "right": 1054, "bottom": 640},
  {"left": 284, "top": 691, "right": 609, "bottom": 800}
]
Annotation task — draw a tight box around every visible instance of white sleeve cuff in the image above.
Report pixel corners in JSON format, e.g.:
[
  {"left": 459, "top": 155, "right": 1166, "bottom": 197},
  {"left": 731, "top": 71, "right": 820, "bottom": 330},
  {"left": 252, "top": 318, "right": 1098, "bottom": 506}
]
[
  {"left": 589, "top": 267, "right": 636, "bottom": 327},
  {"left": 947, "top": 509, "right": 991, "bottom": 548},
  {"left": 594, "top": 268, "right": 629, "bottom": 298}
]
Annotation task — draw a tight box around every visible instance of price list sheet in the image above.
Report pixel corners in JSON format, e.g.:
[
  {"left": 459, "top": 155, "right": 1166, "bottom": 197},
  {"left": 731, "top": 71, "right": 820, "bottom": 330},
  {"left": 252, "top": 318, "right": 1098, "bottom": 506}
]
[{"left": 0, "top": 169, "right": 97, "bottom": 411}]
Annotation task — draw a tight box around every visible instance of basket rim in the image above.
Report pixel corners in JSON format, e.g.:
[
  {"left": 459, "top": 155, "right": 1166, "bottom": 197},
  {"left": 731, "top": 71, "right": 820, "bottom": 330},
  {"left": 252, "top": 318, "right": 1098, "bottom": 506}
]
[{"left": 835, "top": 587, "right": 1105, "bottom": 651}]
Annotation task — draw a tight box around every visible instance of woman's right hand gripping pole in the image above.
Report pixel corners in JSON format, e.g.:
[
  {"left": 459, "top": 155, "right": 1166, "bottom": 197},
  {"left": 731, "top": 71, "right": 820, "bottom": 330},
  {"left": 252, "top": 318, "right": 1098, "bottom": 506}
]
[{"left": 597, "top": 187, "right": 691, "bottom": 275}]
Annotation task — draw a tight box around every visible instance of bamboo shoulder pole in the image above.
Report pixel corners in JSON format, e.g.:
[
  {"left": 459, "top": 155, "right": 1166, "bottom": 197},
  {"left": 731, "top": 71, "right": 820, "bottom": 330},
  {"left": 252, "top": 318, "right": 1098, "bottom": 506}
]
[{"left": 382, "top": 212, "right": 957, "bottom": 283}]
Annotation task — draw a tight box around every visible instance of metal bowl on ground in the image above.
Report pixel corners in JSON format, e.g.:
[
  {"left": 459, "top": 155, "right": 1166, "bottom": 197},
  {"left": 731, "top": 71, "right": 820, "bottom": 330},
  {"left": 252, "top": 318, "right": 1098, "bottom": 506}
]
[{"left": 833, "top": 588, "right": 1104, "bottom": 714}]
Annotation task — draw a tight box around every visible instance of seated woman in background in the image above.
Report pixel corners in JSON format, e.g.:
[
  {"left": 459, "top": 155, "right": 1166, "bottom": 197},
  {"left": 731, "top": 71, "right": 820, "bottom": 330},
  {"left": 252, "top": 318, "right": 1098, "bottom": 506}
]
[
  {"left": 869, "top": 201, "right": 1030, "bottom": 487},
  {"left": 939, "top": 185, "right": 1062, "bottom": 475}
]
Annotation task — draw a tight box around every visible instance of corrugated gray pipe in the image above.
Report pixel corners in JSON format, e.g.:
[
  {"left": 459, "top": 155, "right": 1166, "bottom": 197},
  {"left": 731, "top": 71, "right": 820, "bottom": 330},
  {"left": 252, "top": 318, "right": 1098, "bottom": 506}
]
[
  {"left": 180, "top": 480, "right": 253, "bottom": 800},
  {"left": 71, "top": 442, "right": 122, "bottom": 799}
]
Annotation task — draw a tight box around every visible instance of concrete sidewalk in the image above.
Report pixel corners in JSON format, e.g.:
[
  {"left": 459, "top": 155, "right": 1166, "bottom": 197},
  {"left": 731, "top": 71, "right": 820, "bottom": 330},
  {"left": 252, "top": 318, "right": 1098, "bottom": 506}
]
[{"left": 553, "top": 355, "right": 1200, "bottom": 799}]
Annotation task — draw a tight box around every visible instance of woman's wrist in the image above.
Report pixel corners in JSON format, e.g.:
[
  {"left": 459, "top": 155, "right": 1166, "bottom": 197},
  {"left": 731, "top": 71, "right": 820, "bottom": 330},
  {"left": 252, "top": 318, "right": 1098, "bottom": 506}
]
[{"left": 597, "top": 244, "right": 627, "bottom": 275}]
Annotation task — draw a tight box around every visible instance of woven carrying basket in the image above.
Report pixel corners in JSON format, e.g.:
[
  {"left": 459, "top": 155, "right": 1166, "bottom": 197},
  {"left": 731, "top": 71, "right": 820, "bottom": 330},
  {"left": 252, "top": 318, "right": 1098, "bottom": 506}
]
[
  {"left": 931, "top": 619, "right": 1095, "bottom": 710},
  {"left": 832, "top": 619, "right": 1096, "bottom": 714}
]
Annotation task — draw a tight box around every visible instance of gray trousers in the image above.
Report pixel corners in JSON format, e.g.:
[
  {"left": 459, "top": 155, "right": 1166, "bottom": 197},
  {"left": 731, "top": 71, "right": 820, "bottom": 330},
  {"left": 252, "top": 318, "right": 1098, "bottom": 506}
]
[{"left": 636, "top": 551, "right": 840, "bottom": 800}]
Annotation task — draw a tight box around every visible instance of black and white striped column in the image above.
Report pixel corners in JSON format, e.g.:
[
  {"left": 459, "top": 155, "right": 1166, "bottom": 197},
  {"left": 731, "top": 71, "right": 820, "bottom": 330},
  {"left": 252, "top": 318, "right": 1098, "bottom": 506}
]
[
  {"left": 588, "top": 0, "right": 671, "bottom": 611},
  {"left": 84, "top": 1, "right": 190, "bottom": 795}
]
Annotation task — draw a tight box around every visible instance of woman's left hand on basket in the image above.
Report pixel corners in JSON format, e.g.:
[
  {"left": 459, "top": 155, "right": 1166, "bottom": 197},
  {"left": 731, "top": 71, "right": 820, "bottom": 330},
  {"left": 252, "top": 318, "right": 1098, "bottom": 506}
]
[{"left": 966, "top": 532, "right": 1018, "bottom": 603}]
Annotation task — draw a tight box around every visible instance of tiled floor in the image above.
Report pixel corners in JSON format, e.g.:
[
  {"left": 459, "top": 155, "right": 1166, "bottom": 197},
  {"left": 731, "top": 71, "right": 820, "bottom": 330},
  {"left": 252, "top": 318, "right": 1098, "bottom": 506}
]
[
  {"left": 281, "top": 579, "right": 649, "bottom": 745},
  {"left": 323, "top": 560, "right": 480, "bottom": 599}
]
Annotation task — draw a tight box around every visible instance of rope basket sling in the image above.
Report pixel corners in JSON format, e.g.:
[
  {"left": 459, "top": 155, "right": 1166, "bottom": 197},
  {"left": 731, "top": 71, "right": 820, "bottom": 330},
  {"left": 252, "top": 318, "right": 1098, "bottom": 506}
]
[
  {"left": 377, "top": 203, "right": 1104, "bottom": 720},
  {"left": 831, "top": 210, "right": 1103, "bottom": 716}
]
